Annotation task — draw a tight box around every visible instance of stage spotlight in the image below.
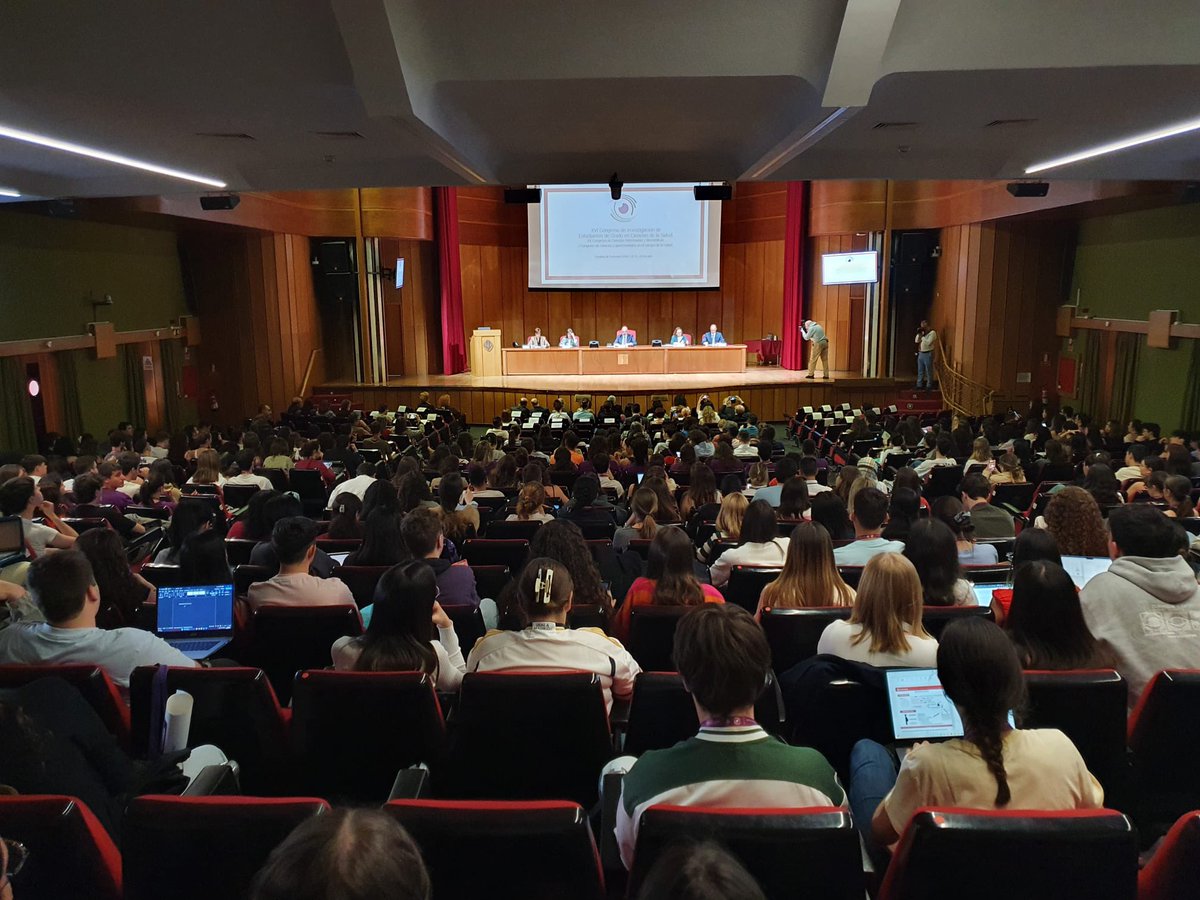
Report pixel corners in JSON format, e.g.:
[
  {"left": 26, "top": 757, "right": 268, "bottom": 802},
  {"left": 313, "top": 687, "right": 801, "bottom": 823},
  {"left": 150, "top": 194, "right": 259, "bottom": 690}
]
[{"left": 609, "top": 173, "right": 623, "bottom": 200}]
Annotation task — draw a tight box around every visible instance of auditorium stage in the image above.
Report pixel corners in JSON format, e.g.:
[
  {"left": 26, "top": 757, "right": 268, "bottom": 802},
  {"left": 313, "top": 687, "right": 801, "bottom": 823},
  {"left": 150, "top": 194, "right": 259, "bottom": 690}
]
[{"left": 316, "top": 369, "right": 910, "bottom": 425}]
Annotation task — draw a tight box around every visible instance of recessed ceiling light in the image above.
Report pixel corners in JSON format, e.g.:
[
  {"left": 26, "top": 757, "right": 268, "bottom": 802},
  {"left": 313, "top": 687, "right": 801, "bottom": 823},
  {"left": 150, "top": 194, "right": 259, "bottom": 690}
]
[
  {"left": 1025, "top": 115, "right": 1200, "bottom": 174},
  {"left": 0, "top": 123, "right": 226, "bottom": 188},
  {"left": 0, "top": 188, "right": 20, "bottom": 197}
]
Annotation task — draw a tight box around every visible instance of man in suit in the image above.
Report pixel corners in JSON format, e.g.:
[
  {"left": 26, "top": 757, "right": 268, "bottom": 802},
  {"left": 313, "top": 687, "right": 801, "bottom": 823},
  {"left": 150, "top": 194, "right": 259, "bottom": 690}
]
[
  {"left": 559, "top": 327, "right": 579, "bottom": 348},
  {"left": 614, "top": 325, "right": 636, "bottom": 346},
  {"left": 525, "top": 327, "right": 550, "bottom": 349},
  {"left": 702, "top": 323, "right": 727, "bottom": 345}
]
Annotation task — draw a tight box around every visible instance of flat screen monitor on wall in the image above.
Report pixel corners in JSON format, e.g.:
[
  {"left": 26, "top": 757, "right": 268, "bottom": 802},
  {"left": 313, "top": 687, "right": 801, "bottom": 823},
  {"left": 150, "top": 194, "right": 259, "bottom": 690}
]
[
  {"left": 528, "top": 183, "right": 722, "bottom": 290},
  {"left": 822, "top": 251, "right": 879, "bottom": 285}
]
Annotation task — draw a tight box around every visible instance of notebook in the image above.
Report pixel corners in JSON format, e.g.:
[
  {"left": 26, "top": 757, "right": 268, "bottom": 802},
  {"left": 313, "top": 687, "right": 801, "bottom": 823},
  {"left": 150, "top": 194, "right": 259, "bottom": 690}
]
[
  {"left": 0, "top": 516, "right": 27, "bottom": 569},
  {"left": 886, "top": 668, "right": 1016, "bottom": 743},
  {"left": 1060, "top": 555, "right": 1112, "bottom": 588},
  {"left": 155, "top": 584, "right": 235, "bottom": 660}
]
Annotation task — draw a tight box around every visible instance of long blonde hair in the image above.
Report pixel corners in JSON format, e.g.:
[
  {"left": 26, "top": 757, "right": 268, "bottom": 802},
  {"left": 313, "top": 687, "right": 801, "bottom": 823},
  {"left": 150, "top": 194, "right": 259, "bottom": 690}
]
[
  {"left": 514, "top": 483, "right": 546, "bottom": 519},
  {"left": 849, "top": 552, "right": 929, "bottom": 654},
  {"left": 192, "top": 448, "right": 222, "bottom": 485},
  {"left": 760, "top": 522, "right": 854, "bottom": 611},
  {"left": 715, "top": 492, "right": 748, "bottom": 540}
]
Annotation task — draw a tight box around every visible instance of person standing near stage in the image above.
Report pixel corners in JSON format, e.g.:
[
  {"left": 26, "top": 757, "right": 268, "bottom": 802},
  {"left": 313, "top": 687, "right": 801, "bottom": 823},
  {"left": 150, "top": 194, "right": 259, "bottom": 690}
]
[
  {"left": 801, "top": 319, "right": 830, "bottom": 379},
  {"left": 559, "top": 328, "right": 580, "bottom": 348},
  {"left": 915, "top": 320, "right": 937, "bottom": 391},
  {"left": 614, "top": 325, "right": 637, "bottom": 346},
  {"left": 525, "top": 327, "right": 550, "bottom": 349},
  {"left": 702, "top": 324, "right": 727, "bottom": 346}
]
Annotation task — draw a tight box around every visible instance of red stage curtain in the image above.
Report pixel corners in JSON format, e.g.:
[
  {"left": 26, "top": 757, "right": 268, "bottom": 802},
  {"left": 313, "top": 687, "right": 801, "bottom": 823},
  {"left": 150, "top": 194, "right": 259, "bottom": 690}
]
[
  {"left": 780, "top": 181, "right": 808, "bottom": 370},
  {"left": 436, "top": 186, "right": 467, "bottom": 375}
]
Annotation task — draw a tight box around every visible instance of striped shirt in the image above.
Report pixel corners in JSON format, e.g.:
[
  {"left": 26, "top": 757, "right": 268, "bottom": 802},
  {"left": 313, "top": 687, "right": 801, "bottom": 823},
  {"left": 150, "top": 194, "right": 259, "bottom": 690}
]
[{"left": 616, "top": 723, "right": 845, "bottom": 869}]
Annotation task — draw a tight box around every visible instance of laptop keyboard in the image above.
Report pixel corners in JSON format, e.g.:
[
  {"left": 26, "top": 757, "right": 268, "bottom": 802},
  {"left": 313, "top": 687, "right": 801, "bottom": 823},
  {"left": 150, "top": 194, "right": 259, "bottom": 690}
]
[{"left": 173, "top": 639, "right": 221, "bottom": 652}]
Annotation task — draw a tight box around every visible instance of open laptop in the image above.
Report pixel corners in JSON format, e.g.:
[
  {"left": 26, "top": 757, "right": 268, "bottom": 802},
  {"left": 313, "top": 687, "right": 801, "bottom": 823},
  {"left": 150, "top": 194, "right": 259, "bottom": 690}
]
[
  {"left": 155, "top": 584, "right": 235, "bottom": 660},
  {"left": 886, "top": 668, "right": 1015, "bottom": 752},
  {"left": 328, "top": 551, "right": 350, "bottom": 565},
  {"left": 0, "top": 516, "right": 27, "bottom": 569},
  {"left": 1060, "top": 555, "right": 1112, "bottom": 589},
  {"left": 971, "top": 582, "right": 1009, "bottom": 607}
]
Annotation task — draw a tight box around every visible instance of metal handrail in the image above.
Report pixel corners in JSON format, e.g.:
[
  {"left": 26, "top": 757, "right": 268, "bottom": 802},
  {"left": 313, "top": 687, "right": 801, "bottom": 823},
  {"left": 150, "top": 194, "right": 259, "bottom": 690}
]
[{"left": 934, "top": 335, "right": 995, "bottom": 418}]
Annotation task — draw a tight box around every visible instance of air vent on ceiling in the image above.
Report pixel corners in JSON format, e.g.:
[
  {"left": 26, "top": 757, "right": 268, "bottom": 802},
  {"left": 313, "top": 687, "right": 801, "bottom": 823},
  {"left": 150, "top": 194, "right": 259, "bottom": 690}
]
[
  {"left": 872, "top": 121, "right": 918, "bottom": 130},
  {"left": 194, "top": 132, "right": 255, "bottom": 140},
  {"left": 312, "top": 130, "right": 365, "bottom": 139},
  {"left": 984, "top": 118, "right": 1037, "bottom": 128}
]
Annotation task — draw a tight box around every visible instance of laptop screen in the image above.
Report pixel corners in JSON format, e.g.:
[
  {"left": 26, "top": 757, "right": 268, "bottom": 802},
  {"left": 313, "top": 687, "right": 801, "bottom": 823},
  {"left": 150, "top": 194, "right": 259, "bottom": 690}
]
[
  {"left": 156, "top": 584, "right": 235, "bottom": 634},
  {"left": 1060, "top": 555, "right": 1112, "bottom": 588},
  {"left": 971, "top": 583, "right": 1008, "bottom": 607},
  {"left": 328, "top": 552, "right": 350, "bottom": 565},
  {"left": 886, "top": 668, "right": 966, "bottom": 741}
]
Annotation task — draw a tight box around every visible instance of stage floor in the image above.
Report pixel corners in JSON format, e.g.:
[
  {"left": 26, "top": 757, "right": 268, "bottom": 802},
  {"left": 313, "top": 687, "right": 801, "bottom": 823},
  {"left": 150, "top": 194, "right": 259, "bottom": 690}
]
[{"left": 327, "top": 368, "right": 876, "bottom": 394}]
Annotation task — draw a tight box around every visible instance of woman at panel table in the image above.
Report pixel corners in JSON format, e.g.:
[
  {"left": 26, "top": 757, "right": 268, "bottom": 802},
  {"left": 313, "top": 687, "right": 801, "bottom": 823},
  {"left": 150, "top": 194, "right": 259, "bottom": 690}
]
[
  {"left": 669, "top": 326, "right": 690, "bottom": 346},
  {"left": 559, "top": 328, "right": 579, "bottom": 348},
  {"left": 525, "top": 327, "right": 550, "bottom": 349}
]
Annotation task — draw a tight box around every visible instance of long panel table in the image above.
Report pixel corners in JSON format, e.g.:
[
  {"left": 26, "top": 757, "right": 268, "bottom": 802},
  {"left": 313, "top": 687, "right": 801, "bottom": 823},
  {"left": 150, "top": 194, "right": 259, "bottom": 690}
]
[{"left": 502, "top": 345, "right": 747, "bottom": 376}]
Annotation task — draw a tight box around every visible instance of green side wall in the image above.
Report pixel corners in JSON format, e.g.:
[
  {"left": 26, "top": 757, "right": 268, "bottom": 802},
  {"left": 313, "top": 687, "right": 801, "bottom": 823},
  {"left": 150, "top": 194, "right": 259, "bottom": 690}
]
[
  {"left": 0, "top": 210, "right": 195, "bottom": 435},
  {"left": 1068, "top": 203, "right": 1200, "bottom": 429}
]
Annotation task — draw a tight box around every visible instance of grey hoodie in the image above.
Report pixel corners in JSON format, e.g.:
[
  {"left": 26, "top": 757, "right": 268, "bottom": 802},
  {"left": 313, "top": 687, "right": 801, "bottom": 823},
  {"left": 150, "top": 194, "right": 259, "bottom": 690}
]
[{"left": 1079, "top": 555, "right": 1200, "bottom": 710}]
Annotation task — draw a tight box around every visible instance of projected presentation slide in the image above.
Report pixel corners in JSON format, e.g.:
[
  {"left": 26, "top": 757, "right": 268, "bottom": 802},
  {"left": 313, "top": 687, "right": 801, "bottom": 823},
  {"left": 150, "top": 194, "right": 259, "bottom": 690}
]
[{"left": 528, "top": 183, "right": 722, "bottom": 289}]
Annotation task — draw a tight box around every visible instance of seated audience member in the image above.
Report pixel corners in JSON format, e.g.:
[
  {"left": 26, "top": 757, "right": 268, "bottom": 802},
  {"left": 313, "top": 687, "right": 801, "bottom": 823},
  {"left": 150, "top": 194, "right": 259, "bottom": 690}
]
[
  {"left": 559, "top": 473, "right": 616, "bottom": 524},
  {"left": 1080, "top": 505, "right": 1200, "bottom": 711},
  {"left": 467, "top": 558, "right": 640, "bottom": 712},
  {"left": 777, "top": 477, "right": 811, "bottom": 521},
  {"left": 0, "top": 475, "right": 77, "bottom": 554},
  {"left": 709, "top": 499, "right": 789, "bottom": 588},
  {"left": 757, "top": 522, "right": 854, "bottom": 616},
  {"left": 960, "top": 472, "right": 1015, "bottom": 539},
  {"left": 1113, "top": 443, "right": 1149, "bottom": 484},
  {"left": 179, "top": 530, "right": 234, "bottom": 586},
  {"left": 76, "top": 528, "right": 154, "bottom": 628},
  {"left": 639, "top": 844, "right": 768, "bottom": 900},
  {"left": 989, "top": 452, "right": 1026, "bottom": 485},
  {"left": 614, "top": 527, "right": 724, "bottom": 641},
  {"left": 136, "top": 476, "right": 177, "bottom": 512},
  {"left": 989, "top": 527, "right": 1061, "bottom": 618},
  {"left": 913, "top": 434, "right": 959, "bottom": 479},
  {"left": 327, "top": 462, "right": 377, "bottom": 508},
  {"left": 72, "top": 473, "right": 146, "bottom": 540},
  {"left": 903, "top": 519, "right": 972, "bottom": 606},
  {"left": 680, "top": 462, "right": 722, "bottom": 522},
  {"left": 153, "top": 497, "right": 214, "bottom": 564},
  {"left": 743, "top": 461, "right": 770, "bottom": 498},
  {"left": 262, "top": 437, "right": 294, "bottom": 471},
  {"left": 294, "top": 440, "right": 337, "bottom": 487},
  {"left": 592, "top": 452, "right": 624, "bottom": 495},
  {"left": 1043, "top": 486, "right": 1110, "bottom": 557},
  {"left": 184, "top": 449, "right": 225, "bottom": 493},
  {"left": 751, "top": 456, "right": 799, "bottom": 508},
  {"left": 246, "top": 517, "right": 355, "bottom": 612},
  {"left": 401, "top": 507, "right": 480, "bottom": 608},
  {"left": 1006, "top": 560, "right": 1113, "bottom": 670},
  {"left": 832, "top": 487, "right": 903, "bottom": 565},
  {"left": 614, "top": 604, "right": 844, "bottom": 869},
  {"left": 850, "top": 618, "right": 1103, "bottom": 857},
  {"left": 699, "top": 491, "right": 747, "bottom": 562},
  {"left": 248, "top": 494, "right": 338, "bottom": 576},
  {"left": 0, "top": 551, "right": 196, "bottom": 687},
  {"left": 614, "top": 488, "right": 658, "bottom": 552},
  {"left": 332, "top": 559, "right": 465, "bottom": 690},
  {"left": 97, "top": 461, "right": 137, "bottom": 510},
  {"left": 506, "top": 482, "right": 554, "bottom": 523},
  {"left": 810, "top": 491, "right": 854, "bottom": 541},
  {"left": 881, "top": 487, "right": 920, "bottom": 542},
  {"left": 343, "top": 508, "right": 407, "bottom": 568},
  {"left": 800, "top": 456, "right": 830, "bottom": 495},
  {"left": 818, "top": 552, "right": 937, "bottom": 667},
  {"left": 226, "top": 488, "right": 279, "bottom": 541},
  {"left": 325, "top": 493, "right": 364, "bottom": 540},
  {"left": 933, "top": 496, "right": 999, "bottom": 565},
  {"left": 250, "top": 808, "right": 430, "bottom": 900},
  {"left": 1163, "top": 474, "right": 1196, "bottom": 519}
]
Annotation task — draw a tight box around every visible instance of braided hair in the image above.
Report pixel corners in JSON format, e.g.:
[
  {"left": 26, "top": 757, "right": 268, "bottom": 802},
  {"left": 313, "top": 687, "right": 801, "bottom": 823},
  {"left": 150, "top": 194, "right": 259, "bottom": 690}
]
[{"left": 937, "top": 617, "right": 1027, "bottom": 805}]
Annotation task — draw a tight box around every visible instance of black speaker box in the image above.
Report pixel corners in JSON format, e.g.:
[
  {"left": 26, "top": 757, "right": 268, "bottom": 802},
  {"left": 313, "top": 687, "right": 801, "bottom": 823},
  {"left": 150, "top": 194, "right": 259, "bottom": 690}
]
[
  {"left": 504, "top": 188, "right": 542, "bottom": 204},
  {"left": 693, "top": 184, "right": 732, "bottom": 201}
]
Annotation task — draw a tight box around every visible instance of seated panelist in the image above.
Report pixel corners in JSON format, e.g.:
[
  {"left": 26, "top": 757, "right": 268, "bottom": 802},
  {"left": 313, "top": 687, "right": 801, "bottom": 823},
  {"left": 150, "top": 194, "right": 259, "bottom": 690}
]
[
  {"left": 525, "top": 327, "right": 550, "bottom": 349},
  {"left": 613, "top": 325, "right": 637, "bottom": 347},
  {"left": 559, "top": 328, "right": 580, "bottom": 348},
  {"left": 702, "top": 323, "right": 727, "bottom": 345},
  {"left": 669, "top": 326, "right": 690, "bottom": 346}
]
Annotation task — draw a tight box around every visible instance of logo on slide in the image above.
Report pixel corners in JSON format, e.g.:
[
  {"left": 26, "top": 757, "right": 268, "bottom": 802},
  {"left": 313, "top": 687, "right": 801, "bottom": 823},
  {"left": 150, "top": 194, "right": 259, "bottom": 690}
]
[{"left": 610, "top": 195, "right": 637, "bottom": 222}]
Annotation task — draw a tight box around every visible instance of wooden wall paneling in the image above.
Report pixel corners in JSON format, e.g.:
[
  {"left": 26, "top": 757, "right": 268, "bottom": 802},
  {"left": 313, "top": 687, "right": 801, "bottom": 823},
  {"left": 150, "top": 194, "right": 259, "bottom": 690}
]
[
  {"left": 986, "top": 223, "right": 1012, "bottom": 391},
  {"left": 359, "top": 188, "right": 434, "bottom": 241},
  {"left": 971, "top": 223, "right": 996, "bottom": 388},
  {"left": 809, "top": 181, "right": 888, "bottom": 236}
]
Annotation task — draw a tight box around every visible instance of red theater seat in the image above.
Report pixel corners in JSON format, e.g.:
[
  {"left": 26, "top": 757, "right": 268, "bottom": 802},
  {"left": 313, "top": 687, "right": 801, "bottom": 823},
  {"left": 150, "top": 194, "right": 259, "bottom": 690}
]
[
  {"left": 0, "top": 795, "right": 122, "bottom": 900},
  {"left": 247, "top": 604, "right": 363, "bottom": 704},
  {"left": 628, "top": 806, "right": 861, "bottom": 900},
  {"left": 385, "top": 800, "right": 605, "bottom": 900},
  {"left": 122, "top": 795, "right": 329, "bottom": 900},
  {"left": 1139, "top": 811, "right": 1200, "bottom": 900},
  {"left": 878, "top": 808, "right": 1137, "bottom": 900},
  {"left": 0, "top": 664, "right": 130, "bottom": 750},
  {"left": 1128, "top": 670, "right": 1200, "bottom": 835}
]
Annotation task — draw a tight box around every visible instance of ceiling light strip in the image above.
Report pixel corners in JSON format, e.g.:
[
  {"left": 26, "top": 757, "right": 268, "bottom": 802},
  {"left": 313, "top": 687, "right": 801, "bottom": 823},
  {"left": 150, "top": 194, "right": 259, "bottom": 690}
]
[
  {"left": 0, "top": 188, "right": 20, "bottom": 197},
  {"left": 1025, "top": 116, "right": 1200, "bottom": 174},
  {"left": 0, "top": 124, "right": 227, "bottom": 188}
]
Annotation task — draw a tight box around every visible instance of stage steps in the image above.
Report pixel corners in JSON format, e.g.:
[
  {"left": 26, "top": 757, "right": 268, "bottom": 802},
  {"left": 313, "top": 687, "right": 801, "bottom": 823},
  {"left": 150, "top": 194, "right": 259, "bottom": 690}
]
[{"left": 895, "top": 389, "right": 944, "bottom": 414}]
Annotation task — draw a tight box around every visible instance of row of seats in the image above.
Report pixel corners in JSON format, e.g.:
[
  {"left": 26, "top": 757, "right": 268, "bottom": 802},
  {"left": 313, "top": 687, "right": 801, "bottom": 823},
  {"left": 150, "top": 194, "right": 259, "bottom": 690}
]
[{"left": 5, "top": 792, "right": 1197, "bottom": 900}]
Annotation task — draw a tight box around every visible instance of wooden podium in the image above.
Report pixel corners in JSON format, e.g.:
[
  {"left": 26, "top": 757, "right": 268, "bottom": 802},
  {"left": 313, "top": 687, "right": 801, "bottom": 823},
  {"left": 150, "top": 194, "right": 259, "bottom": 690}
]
[{"left": 470, "top": 327, "right": 502, "bottom": 377}]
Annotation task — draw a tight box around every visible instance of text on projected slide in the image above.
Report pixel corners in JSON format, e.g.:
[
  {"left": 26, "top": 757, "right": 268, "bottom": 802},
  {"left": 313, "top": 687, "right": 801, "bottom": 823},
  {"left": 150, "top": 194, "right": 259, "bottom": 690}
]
[{"left": 528, "top": 183, "right": 722, "bottom": 289}]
